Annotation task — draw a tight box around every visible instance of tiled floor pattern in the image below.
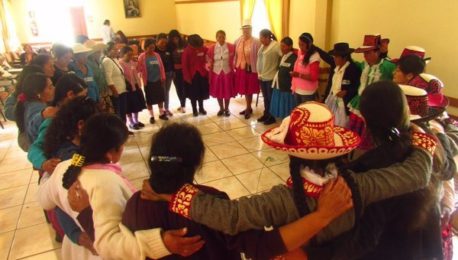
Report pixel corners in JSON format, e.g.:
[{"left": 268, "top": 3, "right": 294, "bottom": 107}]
[{"left": 0, "top": 89, "right": 291, "bottom": 259}]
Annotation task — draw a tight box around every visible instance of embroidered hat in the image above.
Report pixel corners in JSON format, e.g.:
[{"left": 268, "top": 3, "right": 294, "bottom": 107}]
[
  {"left": 419, "top": 73, "right": 449, "bottom": 107},
  {"left": 391, "top": 46, "right": 431, "bottom": 63},
  {"left": 241, "top": 19, "right": 252, "bottom": 29},
  {"left": 328, "top": 42, "right": 355, "bottom": 56},
  {"left": 72, "top": 43, "right": 92, "bottom": 55},
  {"left": 261, "top": 102, "right": 361, "bottom": 160},
  {"left": 354, "top": 34, "right": 382, "bottom": 53},
  {"left": 399, "top": 84, "right": 445, "bottom": 123}
]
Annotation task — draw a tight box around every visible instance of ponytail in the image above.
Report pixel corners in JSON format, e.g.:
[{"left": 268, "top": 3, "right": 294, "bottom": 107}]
[
  {"left": 289, "top": 156, "right": 309, "bottom": 217},
  {"left": 62, "top": 153, "right": 85, "bottom": 189},
  {"left": 260, "top": 29, "right": 277, "bottom": 42}
]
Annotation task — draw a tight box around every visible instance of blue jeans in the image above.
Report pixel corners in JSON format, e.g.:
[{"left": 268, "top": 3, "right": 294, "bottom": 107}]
[{"left": 260, "top": 80, "right": 273, "bottom": 117}]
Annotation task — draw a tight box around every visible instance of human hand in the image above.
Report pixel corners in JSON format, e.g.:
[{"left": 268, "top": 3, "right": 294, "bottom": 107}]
[
  {"left": 42, "top": 106, "right": 58, "bottom": 118},
  {"left": 68, "top": 180, "right": 90, "bottom": 213},
  {"left": 42, "top": 158, "right": 61, "bottom": 174},
  {"left": 316, "top": 176, "right": 353, "bottom": 222},
  {"left": 162, "top": 228, "right": 205, "bottom": 257},
  {"left": 336, "top": 90, "right": 347, "bottom": 98},
  {"left": 78, "top": 232, "right": 98, "bottom": 256}
]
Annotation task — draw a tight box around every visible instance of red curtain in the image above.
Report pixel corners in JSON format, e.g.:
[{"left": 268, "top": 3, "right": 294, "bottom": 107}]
[{"left": 69, "top": 7, "right": 87, "bottom": 37}]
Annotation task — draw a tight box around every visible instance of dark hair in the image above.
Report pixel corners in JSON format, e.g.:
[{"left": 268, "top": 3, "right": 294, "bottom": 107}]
[
  {"left": 53, "top": 73, "right": 88, "bottom": 106},
  {"left": 31, "top": 54, "right": 52, "bottom": 68},
  {"left": 144, "top": 38, "right": 156, "bottom": 49},
  {"left": 13, "top": 65, "right": 43, "bottom": 96},
  {"left": 148, "top": 123, "right": 205, "bottom": 193},
  {"left": 168, "top": 29, "right": 186, "bottom": 49},
  {"left": 299, "top": 33, "right": 318, "bottom": 65},
  {"left": 187, "top": 34, "right": 203, "bottom": 48},
  {"left": 75, "top": 35, "right": 89, "bottom": 44},
  {"left": 103, "top": 19, "right": 110, "bottom": 25},
  {"left": 156, "top": 33, "right": 168, "bottom": 41},
  {"left": 216, "top": 30, "right": 226, "bottom": 37},
  {"left": 260, "top": 29, "right": 277, "bottom": 41},
  {"left": 52, "top": 44, "right": 72, "bottom": 60},
  {"left": 15, "top": 73, "right": 49, "bottom": 133},
  {"left": 281, "top": 37, "right": 293, "bottom": 47},
  {"left": 397, "top": 54, "right": 425, "bottom": 76},
  {"left": 62, "top": 113, "right": 129, "bottom": 189},
  {"left": 44, "top": 97, "right": 99, "bottom": 158},
  {"left": 116, "top": 31, "right": 128, "bottom": 44},
  {"left": 105, "top": 41, "right": 116, "bottom": 55},
  {"left": 120, "top": 46, "right": 133, "bottom": 57}
]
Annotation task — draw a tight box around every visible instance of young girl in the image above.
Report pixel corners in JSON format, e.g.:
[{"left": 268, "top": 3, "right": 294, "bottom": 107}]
[
  {"left": 182, "top": 34, "right": 209, "bottom": 117},
  {"left": 169, "top": 29, "right": 187, "bottom": 113},
  {"left": 291, "top": 33, "right": 321, "bottom": 104},
  {"left": 70, "top": 44, "right": 100, "bottom": 102},
  {"left": 156, "top": 33, "right": 175, "bottom": 116},
  {"left": 270, "top": 37, "right": 297, "bottom": 119},
  {"left": 119, "top": 46, "right": 146, "bottom": 130},
  {"left": 31, "top": 54, "right": 56, "bottom": 78},
  {"left": 51, "top": 44, "right": 73, "bottom": 84},
  {"left": 137, "top": 38, "right": 168, "bottom": 123},
  {"left": 122, "top": 122, "right": 352, "bottom": 259},
  {"left": 208, "top": 30, "right": 236, "bottom": 117},
  {"left": 256, "top": 29, "right": 281, "bottom": 125}
]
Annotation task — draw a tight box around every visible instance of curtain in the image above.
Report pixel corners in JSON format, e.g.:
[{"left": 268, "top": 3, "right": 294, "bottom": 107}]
[
  {"left": 240, "top": 0, "right": 256, "bottom": 22},
  {"left": 69, "top": 6, "right": 88, "bottom": 37},
  {"left": 264, "top": 0, "right": 289, "bottom": 39},
  {"left": 0, "top": 0, "right": 20, "bottom": 52}
]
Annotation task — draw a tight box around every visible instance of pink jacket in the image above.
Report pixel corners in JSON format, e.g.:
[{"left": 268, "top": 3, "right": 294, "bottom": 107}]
[
  {"left": 182, "top": 46, "right": 208, "bottom": 83},
  {"left": 234, "top": 36, "right": 260, "bottom": 73},
  {"left": 207, "top": 43, "right": 236, "bottom": 72},
  {"left": 137, "top": 52, "right": 166, "bottom": 84}
]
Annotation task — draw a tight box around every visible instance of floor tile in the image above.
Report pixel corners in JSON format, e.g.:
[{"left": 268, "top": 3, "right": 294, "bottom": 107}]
[
  {"left": 236, "top": 168, "right": 284, "bottom": 194},
  {"left": 226, "top": 127, "right": 260, "bottom": 140},
  {"left": 20, "top": 249, "right": 62, "bottom": 260},
  {"left": 24, "top": 184, "right": 38, "bottom": 204},
  {"left": 0, "top": 186, "right": 27, "bottom": 209},
  {"left": 203, "top": 149, "right": 218, "bottom": 163},
  {"left": 0, "top": 231, "right": 14, "bottom": 260},
  {"left": 122, "top": 161, "right": 150, "bottom": 181},
  {"left": 17, "top": 202, "right": 46, "bottom": 229},
  {"left": 251, "top": 149, "right": 290, "bottom": 167},
  {"left": 194, "top": 161, "right": 233, "bottom": 184},
  {"left": 120, "top": 147, "right": 144, "bottom": 164},
  {"left": 209, "top": 142, "right": 249, "bottom": 160},
  {"left": 203, "top": 176, "right": 250, "bottom": 199},
  {"left": 238, "top": 136, "right": 269, "bottom": 152},
  {"left": 0, "top": 206, "right": 21, "bottom": 233},
  {"left": 202, "top": 132, "right": 235, "bottom": 146},
  {"left": 269, "top": 162, "right": 291, "bottom": 181},
  {"left": 221, "top": 154, "right": 264, "bottom": 175},
  {"left": 0, "top": 169, "right": 32, "bottom": 190},
  {"left": 9, "top": 223, "right": 61, "bottom": 260},
  {"left": 195, "top": 122, "right": 223, "bottom": 135},
  {"left": 0, "top": 157, "right": 32, "bottom": 173},
  {"left": 213, "top": 117, "right": 247, "bottom": 131}
]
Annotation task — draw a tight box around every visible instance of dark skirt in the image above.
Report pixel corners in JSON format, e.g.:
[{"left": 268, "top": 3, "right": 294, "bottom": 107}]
[
  {"left": 144, "top": 81, "right": 165, "bottom": 105},
  {"left": 186, "top": 73, "right": 209, "bottom": 100},
  {"left": 126, "top": 86, "right": 146, "bottom": 113}
]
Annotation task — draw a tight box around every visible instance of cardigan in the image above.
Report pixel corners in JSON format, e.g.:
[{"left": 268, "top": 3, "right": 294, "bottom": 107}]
[
  {"left": 102, "top": 57, "right": 127, "bottom": 95},
  {"left": 256, "top": 41, "right": 281, "bottom": 81},
  {"left": 119, "top": 60, "right": 141, "bottom": 90},
  {"left": 27, "top": 118, "right": 51, "bottom": 169},
  {"left": 156, "top": 48, "right": 174, "bottom": 73},
  {"left": 181, "top": 46, "right": 208, "bottom": 83},
  {"left": 137, "top": 52, "right": 166, "bottom": 84},
  {"left": 4, "top": 93, "right": 16, "bottom": 121},
  {"left": 207, "top": 42, "right": 236, "bottom": 74},
  {"left": 234, "top": 36, "right": 261, "bottom": 73},
  {"left": 24, "top": 101, "right": 46, "bottom": 143},
  {"left": 87, "top": 58, "right": 110, "bottom": 96},
  {"left": 70, "top": 62, "right": 100, "bottom": 102},
  {"left": 272, "top": 52, "right": 297, "bottom": 92}
]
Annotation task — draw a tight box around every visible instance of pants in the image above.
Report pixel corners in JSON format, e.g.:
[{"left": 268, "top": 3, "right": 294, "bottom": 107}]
[
  {"left": 294, "top": 93, "right": 316, "bottom": 105},
  {"left": 173, "top": 69, "right": 186, "bottom": 107},
  {"left": 260, "top": 80, "right": 273, "bottom": 117},
  {"left": 111, "top": 93, "right": 128, "bottom": 123},
  {"left": 191, "top": 99, "right": 204, "bottom": 113},
  {"left": 164, "top": 71, "right": 174, "bottom": 110}
]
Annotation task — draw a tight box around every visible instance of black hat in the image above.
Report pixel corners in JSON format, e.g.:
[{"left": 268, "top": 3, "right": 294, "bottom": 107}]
[{"left": 328, "top": 42, "right": 355, "bottom": 56}]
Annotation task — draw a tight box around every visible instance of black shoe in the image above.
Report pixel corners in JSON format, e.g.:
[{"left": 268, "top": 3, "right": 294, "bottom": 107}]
[
  {"left": 129, "top": 124, "right": 141, "bottom": 130},
  {"left": 136, "top": 122, "right": 145, "bottom": 128},
  {"left": 244, "top": 109, "right": 252, "bottom": 119},
  {"left": 239, "top": 110, "right": 246, "bottom": 115},
  {"left": 193, "top": 111, "right": 199, "bottom": 117},
  {"left": 257, "top": 114, "right": 268, "bottom": 122},
  {"left": 217, "top": 110, "right": 224, "bottom": 117},
  {"left": 149, "top": 117, "right": 155, "bottom": 124},
  {"left": 224, "top": 110, "right": 230, "bottom": 117},
  {"left": 159, "top": 114, "right": 169, "bottom": 120},
  {"left": 199, "top": 109, "right": 207, "bottom": 115},
  {"left": 263, "top": 117, "right": 276, "bottom": 125},
  {"left": 128, "top": 131, "right": 135, "bottom": 135},
  {"left": 55, "top": 234, "right": 63, "bottom": 243}
]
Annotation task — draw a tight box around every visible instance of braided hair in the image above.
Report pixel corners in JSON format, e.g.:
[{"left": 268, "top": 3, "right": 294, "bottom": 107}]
[{"left": 299, "top": 33, "right": 318, "bottom": 65}]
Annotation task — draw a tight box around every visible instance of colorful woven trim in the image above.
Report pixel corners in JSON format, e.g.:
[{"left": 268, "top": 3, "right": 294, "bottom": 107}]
[
  {"left": 412, "top": 132, "right": 437, "bottom": 156},
  {"left": 169, "top": 184, "right": 200, "bottom": 219},
  {"left": 71, "top": 154, "right": 85, "bottom": 167},
  {"left": 286, "top": 177, "right": 323, "bottom": 198}
]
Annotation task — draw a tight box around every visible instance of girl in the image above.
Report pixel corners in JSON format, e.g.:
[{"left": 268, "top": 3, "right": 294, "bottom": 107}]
[
  {"left": 15, "top": 72, "right": 56, "bottom": 151},
  {"left": 182, "top": 34, "right": 209, "bottom": 117},
  {"left": 208, "top": 30, "right": 236, "bottom": 117},
  {"left": 234, "top": 20, "right": 261, "bottom": 119},
  {"left": 122, "top": 122, "right": 352, "bottom": 259},
  {"left": 156, "top": 33, "right": 175, "bottom": 116},
  {"left": 119, "top": 46, "right": 146, "bottom": 130},
  {"left": 169, "top": 29, "right": 187, "bottom": 113},
  {"left": 291, "top": 33, "right": 321, "bottom": 104},
  {"left": 31, "top": 54, "right": 56, "bottom": 78},
  {"left": 51, "top": 44, "right": 73, "bottom": 84},
  {"left": 70, "top": 44, "right": 100, "bottom": 102},
  {"left": 20, "top": 43, "right": 37, "bottom": 65},
  {"left": 38, "top": 97, "right": 100, "bottom": 260},
  {"left": 270, "top": 37, "right": 297, "bottom": 119},
  {"left": 256, "top": 29, "right": 281, "bottom": 125},
  {"left": 137, "top": 38, "right": 168, "bottom": 123}
]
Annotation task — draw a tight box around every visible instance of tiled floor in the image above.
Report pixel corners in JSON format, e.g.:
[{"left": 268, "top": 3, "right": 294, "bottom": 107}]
[{"left": 0, "top": 89, "right": 289, "bottom": 259}]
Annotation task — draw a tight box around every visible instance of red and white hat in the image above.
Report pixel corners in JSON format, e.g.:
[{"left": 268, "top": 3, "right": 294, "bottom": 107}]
[
  {"left": 354, "top": 34, "right": 382, "bottom": 53},
  {"left": 261, "top": 102, "right": 361, "bottom": 160},
  {"left": 399, "top": 84, "right": 445, "bottom": 123},
  {"left": 391, "top": 46, "right": 431, "bottom": 63}
]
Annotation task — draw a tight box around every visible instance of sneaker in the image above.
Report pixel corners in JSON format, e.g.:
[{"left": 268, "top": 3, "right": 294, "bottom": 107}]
[
  {"left": 263, "top": 117, "right": 276, "bottom": 125},
  {"left": 166, "top": 110, "right": 173, "bottom": 116},
  {"left": 129, "top": 124, "right": 141, "bottom": 130},
  {"left": 224, "top": 110, "right": 230, "bottom": 117},
  {"left": 159, "top": 114, "right": 169, "bottom": 120},
  {"left": 257, "top": 114, "right": 268, "bottom": 122},
  {"left": 149, "top": 117, "right": 155, "bottom": 124},
  {"left": 217, "top": 110, "right": 224, "bottom": 117},
  {"left": 199, "top": 109, "right": 207, "bottom": 115},
  {"left": 136, "top": 122, "right": 145, "bottom": 128}
]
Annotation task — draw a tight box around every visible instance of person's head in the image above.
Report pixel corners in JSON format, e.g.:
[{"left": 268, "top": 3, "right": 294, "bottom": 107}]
[
  {"left": 44, "top": 96, "right": 99, "bottom": 158},
  {"left": 241, "top": 24, "right": 252, "bottom": 39},
  {"left": 215, "top": 30, "right": 226, "bottom": 45},
  {"left": 75, "top": 35, "right": 89, "bottom": 44},
  {"left": 168, "top": 29, "right": 185, "bottom": 48},
  {"left": 298, "top": 33, "right": 317, "bottom": 65},
  {"left": 363, "top": 49, "right": 381, "bottom": 66},
  {"left": 393, "top": 55, "right": 426, "bottom": 84},
  {"left": 13, "top": 65, "right": 43, "bottom": 96},
  {"left": 53, "top": 73, "right": 88, "bottom": 106},
  {"left": 73, "top": 53, "right": 88, "bottom": 65},
  {"left": 115, "top": 30, "right": 128, "bottom": 44},
  {"left": 15, "top": 73, "right": 55, "bottom": 132},
  {"left": 52, "top": 44, "right": 73, "bottom": 67},
  {"left": 120, "top": 45, "right": 133, "bottom": 62},
  {"left": 280, "top": 37, "right": 293, "bottom": 55},
  {"left": 148, "top": 123, "right": 205, "bottom": 194},
  {"left": 103, "top": 19, "right": 110, "bottom": 26},
  {"left": 62, "top": 113, "right": 129, "bottom": 189},
  {"left": 23, "top": 44, "right": 33, "bottom": 54},
  {"left": 156, "top": 33, "right": 168, "bottom": 50},
  {"left": 143, "top": 38, "right": 156, "bottom": 53},
  {"left": 105, "top": 42, "right": 119, "bottom": 58},
  {"left": 259, "top": 29, "right": 277, "bottom": 46},
  {"left": 187, "top": 34, "right": 203, "bottom": 48},
  {"left": 31, "top": 54, "right": 55, "bottom": 78}
]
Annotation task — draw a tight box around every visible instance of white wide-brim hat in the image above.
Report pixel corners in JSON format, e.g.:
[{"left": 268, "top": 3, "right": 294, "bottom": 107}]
[
  {"left": 72, "top": 43, "right": 93, "bottom": 55},
  {"left": 241, "top": 19, "right": 252, "bottom": 29}
]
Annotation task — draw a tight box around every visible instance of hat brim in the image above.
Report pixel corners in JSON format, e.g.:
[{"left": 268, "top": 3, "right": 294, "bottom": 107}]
[
  {"left": 390, "top": 56, "right": 431, "bottom": 64},
  {"left": 261, "top": 127, "right": 361, "bottom": 160},
  {"left": 410, "top": 106, "right": 446, "bottom": 124},
  {"left": 328, "top": 48, "right": 355, "bottom": 56},
  {"left": 354, "top": 46, "right": 377, "bottom": 53},
  {"left": 241, "top": 25, "right": 252, "bottom": 29}
]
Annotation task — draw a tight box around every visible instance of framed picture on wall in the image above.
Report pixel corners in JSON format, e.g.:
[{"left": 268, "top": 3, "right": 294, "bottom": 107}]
[{"left": 124, "top": 0, "right": 140, "bottom": 18}]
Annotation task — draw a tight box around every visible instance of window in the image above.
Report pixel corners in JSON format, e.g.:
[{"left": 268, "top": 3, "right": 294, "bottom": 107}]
[{"left": 251, "top": 0, "right": 271, "bottom": 37}]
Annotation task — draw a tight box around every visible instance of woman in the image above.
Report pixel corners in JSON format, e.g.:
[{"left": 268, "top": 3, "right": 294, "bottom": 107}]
[
  {"left": 291, "top": 33, "right": 320, "bottom": 104},
  {"left": 234, "top": 20, "right": 261, "bottom": 119},
  {"left": 20, "top": 44, "right": 37, "bottom": 65},
  {"left": 51, "top": 44, "right": 73, "bottom": 84},
  {"left": 182, "top": 34, "right": 209, "bottom": 117},
  {"left": 115, "top": 30, "right": 128, "bottom": 45},
  {"left": 119, "top": 46, "right": 146, "bottom": 130},
  {"left": 208, "top": 30, "right": 236, "bottom": 117},
  {"left": 102, "top": 42, "right": 129, "bottom": 125},
  {"left": 256, "top": 29, "right": 281, "bottom": 125},
  {"left": 156, "top": 33, "right": 174, "bottom": 116},
  {"left": 137, "top": 38, "right": 168, "bottom": 123},
  {"left": 347, "top": 34, "right": 396, "bottom": 136},
  {"left": 31, "top": 54, "right": 56, "bottom": 78},
  {"left": 321, "top": 42, "right": 361, "bottom": 127},
  {"left": 101, "top": 19, "right": 115, "bottom": 44},
  {"left": 169, "top": 29, "right": 187, "bottom": 113},
  {"left": 270, "top": 37, "right": 297, "bottom": 119},
  {"left": 70, "top": 44, "right": 100, "bottom": 102}
]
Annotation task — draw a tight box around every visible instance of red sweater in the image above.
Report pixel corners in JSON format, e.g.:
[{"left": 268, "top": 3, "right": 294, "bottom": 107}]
[{"left": 181, "top": 46, "right": 208, "bottom": 83}]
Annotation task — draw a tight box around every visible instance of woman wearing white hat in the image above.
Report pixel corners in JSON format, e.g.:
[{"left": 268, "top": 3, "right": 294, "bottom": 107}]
[{"left": 70, "top": 43, "right": 100, "bottom": 102}]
